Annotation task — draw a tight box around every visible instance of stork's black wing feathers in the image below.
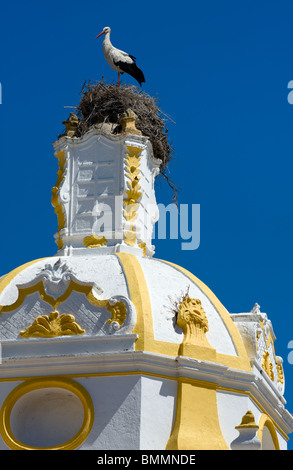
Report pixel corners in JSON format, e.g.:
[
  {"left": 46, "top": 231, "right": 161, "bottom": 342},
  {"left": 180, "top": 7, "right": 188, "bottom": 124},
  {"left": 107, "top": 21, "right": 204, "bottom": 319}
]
[{"left": 114, "top": 59, "right": 145, "bottom": 86}]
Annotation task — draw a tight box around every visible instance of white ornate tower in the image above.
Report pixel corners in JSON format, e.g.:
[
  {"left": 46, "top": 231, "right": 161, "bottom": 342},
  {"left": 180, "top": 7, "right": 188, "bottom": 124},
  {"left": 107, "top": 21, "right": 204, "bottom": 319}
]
[
  {"left": 52, "top": 110, "right": 160, "bottom": 258},
  {"left": 0, "top": 87, "right": 292, "bottom": 451}
]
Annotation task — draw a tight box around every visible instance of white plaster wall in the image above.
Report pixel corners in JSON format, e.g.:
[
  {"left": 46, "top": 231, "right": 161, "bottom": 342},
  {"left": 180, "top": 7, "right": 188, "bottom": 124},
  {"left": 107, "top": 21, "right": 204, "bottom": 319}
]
[
  {"left": 132, "top": 143, "right": 160, "bottom": 246},
  {"left": 140, "top": 376, "right": 177, "bottom": 450},
  {"left": 77, "top": 375, "right": 141, "bottom": 450},
  {"left": 0, "top": 292, "right": 52, "bottom": 341},
  {"left": 140, "top": 257, "right": 237, "bottom": 356},
  {"left": 217, "top": 390, "right": 260, "bottom": 447},
  {"left": 216, "top": 390, "right": 287, "bottom": 450},
  {"left": 77, "top": 375, "right": 177, "bottom": 450},
  {"left": 10, "top": 388, "right": 84, "bottom": 448},
  {"left": 64, "top": 134, "right": 125, "bottom": 240}
]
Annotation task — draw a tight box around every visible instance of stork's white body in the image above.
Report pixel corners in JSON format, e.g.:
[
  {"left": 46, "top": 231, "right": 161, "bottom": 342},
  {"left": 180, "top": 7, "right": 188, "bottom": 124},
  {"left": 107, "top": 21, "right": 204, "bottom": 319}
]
[
  {"left": 102, "top": 32, "right": 133, "bottom": 73},
  {"left": 96, "top": 27, "right": 145, "bottom": 86}
]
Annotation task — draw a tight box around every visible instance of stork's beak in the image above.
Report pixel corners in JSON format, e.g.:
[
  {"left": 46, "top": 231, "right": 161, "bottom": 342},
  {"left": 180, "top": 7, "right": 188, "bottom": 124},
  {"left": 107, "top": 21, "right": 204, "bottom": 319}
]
[{"left": 95, "top": 31, "right": 105, "bottom": 39}]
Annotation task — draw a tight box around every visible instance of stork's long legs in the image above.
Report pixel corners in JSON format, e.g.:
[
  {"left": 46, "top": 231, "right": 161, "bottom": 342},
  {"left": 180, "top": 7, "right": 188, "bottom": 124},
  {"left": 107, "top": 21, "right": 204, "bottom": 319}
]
[{"left": 117, "top": 72, "right": 121, "bottom": 85}]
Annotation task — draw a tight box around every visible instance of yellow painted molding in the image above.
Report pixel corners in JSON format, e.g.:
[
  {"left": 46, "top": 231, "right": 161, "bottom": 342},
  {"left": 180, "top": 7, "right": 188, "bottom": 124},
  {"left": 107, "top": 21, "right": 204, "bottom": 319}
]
[
  {"left": 258, "top": 320, "right": 284, "bottom": 385},
  {"left": 0, "top": 258, "right": 49, "bottom": 298},
  {"left": 116, "top": 252, "right": 155, "bottom": 352},
  {"left": 166, "top": 377, "right": 229, "bottom": 450},
  {"left": 51, "top": 150, "right": 66, "bottom": 250},
  {"left": 277, "top": 360, "right": 284, "bottom": 385},
  {"left": 160, "top": 260, "right": 251, "bottom": 371},
  {"left": 0, "top": 377, "right": 94, "bottom": 450},
  {"left": 123, "top": 146, "right": 142, "bottom": 247},
  {"left": 262, "top": 350, "right": 274, "bottom": 381},
  {"left": 83, "top": 234, "right": 107, "bottom": 248},
  {"left": 0, "top": 280, "right": 92, "bottom": 315},
  {"left": 257, "top": 413, "right": 280, "bottom": 450},
  {"left": 117, "top": 254, "right": 251, "bottom": 370},
  {"left": 259, "top": 319, "right": 275, "bottom": 349},
  {"left": 1, "top": 277, "right": 128, "bottom": 331},
  {"left": 87, "top": 290, "right": 127, "bottom": 327},
  {"left": 0, "top": 371, "right": 288, "bottom": 443},
  {"left": 138, "top": 242, "right": 147, "bottom": 256}
]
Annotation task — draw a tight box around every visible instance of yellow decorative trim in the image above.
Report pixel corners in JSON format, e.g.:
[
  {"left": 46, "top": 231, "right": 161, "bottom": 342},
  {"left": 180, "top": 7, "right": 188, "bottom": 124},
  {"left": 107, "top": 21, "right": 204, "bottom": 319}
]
[
  {"left": 116, "top": 254, "right": 251, "bottom": 371},
  {"left": 235, "top": 410, "right": 259, "bottom": 429},
  {"left": 0, "top": 280, "right": 93, "bottom": 315},
  {"left": 277, "top": 360, "right": 284, "bottom": 385},
  {"left": 107, "top": 301, "right": 127, "bottom": 327},
  {"left": 257, "top": 414, "right": 280, "bottom": 450},
  {"left": 262, "top": 350, "right": 274, "bottom": 381},
  {"left": 166, "top": 377, "right": 229, "bottom": 450},
  {"left": 86, "top": 291, "right": 127, "bottom": 328},
  {"left": 123, "top": 146, "right": 142, "bottom": 247},
  {"left": 160, "top": 260, "right": 252, "bottom": 371},
  {"left": 116, "top": 252, "right": 159, "bottom": 353},
  {"left": 138, "top": 242, "right": 147, "bottom": 256},
  {"left": 259, "top": 319, "right": 275, "bottom": 349},
  {"left": 0, "top": 278, "right": 129, "bottom": 332},
  {"left": 119, "top": 109, "right": 142, "bottom": 136},
  {"left": 0, "top": 258, "right": 49, "bottom": 298},
  {"left": 0, "top": 371, "right": 288, "bottom": 443},
  {"left": 19, "top": 310, "right": 85, "bottom": 338},
  {"left": 258, "top": 319, "right": 283, "bottom": 385},
  {"left": 0, "top": 377, "right": 94, "bottom": 450},
  {"left": 83, "top": 234, "right": 108, "bottom": 248},
  {"left": 51, "top": 151, "right": 66, "bottom": 250}
]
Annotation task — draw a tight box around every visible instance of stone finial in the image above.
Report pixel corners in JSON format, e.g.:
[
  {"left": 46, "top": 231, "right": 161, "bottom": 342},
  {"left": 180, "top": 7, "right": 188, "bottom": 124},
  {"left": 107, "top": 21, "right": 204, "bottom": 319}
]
[
  {"left": 250, "top": 303, "right": 261, "bottom": 314},
  {"left": 235, "top": 410, "right": 258, "bottom": 428},
  {"left": 62, "top": 112, "right": 79, "bottom": 137},
  {"left": 119, "top": 109, "right": 142, "bottom": 136},
  {"left": 230, "top": 411, "right": 261, "bottom": 450}
]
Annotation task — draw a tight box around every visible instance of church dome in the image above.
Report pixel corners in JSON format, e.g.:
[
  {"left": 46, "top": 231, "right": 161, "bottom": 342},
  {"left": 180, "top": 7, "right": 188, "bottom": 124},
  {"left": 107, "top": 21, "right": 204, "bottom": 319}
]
[
  {"left": 0, "top": 85, "right": 292, "bottom": 451},
  {"left": 0, "top": 249, "right": 291, "bottom": 450},
  {"left": 0, "top": 253, "right": 250, "bottom": 371}
]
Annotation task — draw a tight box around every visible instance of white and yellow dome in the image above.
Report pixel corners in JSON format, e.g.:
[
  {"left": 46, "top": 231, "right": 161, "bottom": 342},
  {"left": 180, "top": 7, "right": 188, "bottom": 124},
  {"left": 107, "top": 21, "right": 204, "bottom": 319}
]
[
  {"left": 0, "top": 250, "right": 292, "bottom": 450},
  {"left": 0, "top": 252, "right": 250, "bottom": 368},
  {"left": 0, "top": 109, "right": 292, "bottom": 451}
]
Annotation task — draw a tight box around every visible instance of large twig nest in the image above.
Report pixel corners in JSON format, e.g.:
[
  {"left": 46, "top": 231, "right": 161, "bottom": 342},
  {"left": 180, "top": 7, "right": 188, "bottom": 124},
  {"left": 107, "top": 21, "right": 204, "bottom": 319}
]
[{"left": 72, "top": 81, "right": 179, "bottom": 201}]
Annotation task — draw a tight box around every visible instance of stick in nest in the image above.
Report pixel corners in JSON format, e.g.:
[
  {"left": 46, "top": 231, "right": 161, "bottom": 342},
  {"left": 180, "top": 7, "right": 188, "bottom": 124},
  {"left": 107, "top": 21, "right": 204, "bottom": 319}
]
[{"left": 62, "top": 80, "right": 180, "bottom": 203}]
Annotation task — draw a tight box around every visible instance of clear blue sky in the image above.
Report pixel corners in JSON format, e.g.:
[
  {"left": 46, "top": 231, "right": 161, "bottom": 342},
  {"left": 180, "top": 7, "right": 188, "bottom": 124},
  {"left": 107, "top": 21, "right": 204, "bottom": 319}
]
[{"left": 1, "top": 0, "right": 293, "bottom": 447}]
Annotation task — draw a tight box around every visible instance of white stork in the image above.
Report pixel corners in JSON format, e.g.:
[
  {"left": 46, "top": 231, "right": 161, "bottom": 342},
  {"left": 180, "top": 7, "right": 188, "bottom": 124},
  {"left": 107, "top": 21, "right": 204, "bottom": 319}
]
[{"left": 95, "top": 26, "right": 145, "bottom": 87}]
